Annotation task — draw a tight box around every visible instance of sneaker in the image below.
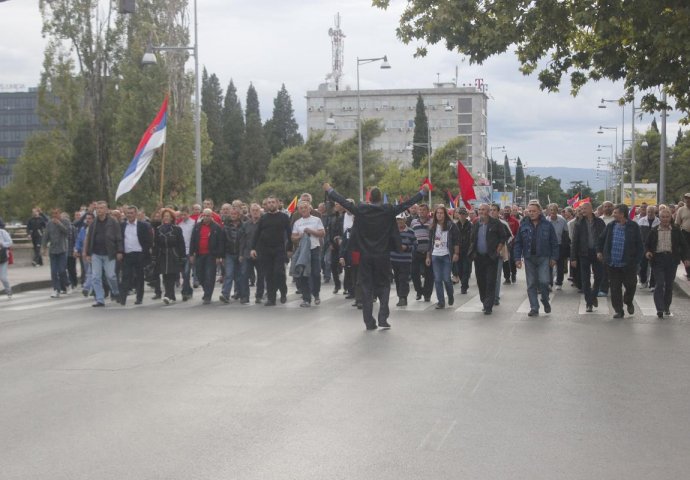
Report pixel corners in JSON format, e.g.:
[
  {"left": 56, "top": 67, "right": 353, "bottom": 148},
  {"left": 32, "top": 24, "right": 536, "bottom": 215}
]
[
  {"left": 396, "top": 298, "right": 407, "bottom": 307},
  {"left": 280, "top": 294, "right": 287, "bottom": 304},
  {"left": 300, "top": 301, "right": 311, "bottom": 308},
  {"left": 527, "top": 310, "right": 539, "bottom": 317},
  {"left": 613, "top": 311, "right": 624, "bottom": 319},
  {"left": 556, "top": 285, "right": 562, "bottom": 291},
  {"left": 50, "top": 290, "right": 60, "bottom": 298},
  {"left": 92, "top": 302, "right": 105, "bottom": 307},
  {"left": 219, "top": 294, "right": 229, "bottom": 304},
  {"left": 378, "top": 321, "right": 391, "bottom": 329},
  {"left": 163, "top": 297, "right": 170, "bottom": 305},
  {"left": 314, "top": 297, "right": 321, "bottom": 305},
  {"left": 664, "top": 309, "right": 671, "bottom": 316}
]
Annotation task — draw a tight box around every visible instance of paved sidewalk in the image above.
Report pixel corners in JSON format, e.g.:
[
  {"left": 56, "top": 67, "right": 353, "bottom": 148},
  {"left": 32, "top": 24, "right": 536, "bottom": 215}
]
[{"left": 4, "top": 264, "right": 52, "bottom": 293}]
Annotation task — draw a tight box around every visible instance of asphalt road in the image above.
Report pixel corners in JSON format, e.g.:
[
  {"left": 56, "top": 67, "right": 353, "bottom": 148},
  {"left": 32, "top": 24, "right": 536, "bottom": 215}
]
[{"left": 2, "top": 273, "right": 690, "bottom": 480}]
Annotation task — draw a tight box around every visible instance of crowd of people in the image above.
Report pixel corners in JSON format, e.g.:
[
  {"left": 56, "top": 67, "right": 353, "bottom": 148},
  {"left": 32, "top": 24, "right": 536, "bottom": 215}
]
[{"left": 3, "top": 190, "right": 690, "bottom": 327}]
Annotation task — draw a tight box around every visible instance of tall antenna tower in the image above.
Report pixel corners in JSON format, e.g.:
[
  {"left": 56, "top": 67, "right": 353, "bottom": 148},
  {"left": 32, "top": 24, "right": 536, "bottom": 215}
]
[{"left": 326, "top": 13, "right": 346, "bottom": 91}]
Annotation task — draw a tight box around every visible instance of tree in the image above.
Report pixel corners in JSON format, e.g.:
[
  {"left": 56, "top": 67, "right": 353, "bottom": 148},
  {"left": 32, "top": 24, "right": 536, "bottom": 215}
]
[
  {"left": 537, "top": 176, "right": 567, "bottom": 207},
  {"left": 515, "top": 157, "right": 525, "bottom": 189},
  {"left": 373, "top": 0, "right": 690, "bottom": 119},
  {"left": 264, "top": 84, "right": 303, "bottom": 157},
  {"left": 239, "top": 83, "right": 271, "bottom": 195},
  {"left": 216, "top": 79, "right": 245, "bottom": 202},
  {"left": 566, "top": 181, "right": 595, "bottom": 205},
  {"left": 412, "top": 93, "right": 429, "bottom": 169},
  {"left": 201, "top": 69, "right": 227, "bottom": 204},
  {"left": 503, "top": 155, "right": 513, "bottom": 189},
  {"left": 676, "top": 128, "right": 683, "bottom": 146}
]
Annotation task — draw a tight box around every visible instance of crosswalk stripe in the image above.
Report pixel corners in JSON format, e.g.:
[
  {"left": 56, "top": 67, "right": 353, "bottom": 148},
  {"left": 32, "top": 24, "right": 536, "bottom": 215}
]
[
  {"left": 577, "top": 295, "right": 610, "bottom": 315},
  {"left": 456, "top": 294, "right": 484, "bottom": 313},
  {"left": 633, "top": 291, "right": 662, "bottom": 316}
]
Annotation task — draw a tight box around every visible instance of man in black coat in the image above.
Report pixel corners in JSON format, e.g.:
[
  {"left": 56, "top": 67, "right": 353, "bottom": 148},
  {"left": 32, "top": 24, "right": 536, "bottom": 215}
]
[
  {"left": 119, "top": 205, "right": 153, "bottom": 305},
  {"left": 570, "top": 201, "right": 607, "bottom": 312},
  {"left": 468, "top": 204, "right": 509, "bottom": 315},
  {"left": 189, "top": 209, "right": 224, "bottom": 304},
  {"left": 323, "top": 182, "right": 428, "bottom": 330}
]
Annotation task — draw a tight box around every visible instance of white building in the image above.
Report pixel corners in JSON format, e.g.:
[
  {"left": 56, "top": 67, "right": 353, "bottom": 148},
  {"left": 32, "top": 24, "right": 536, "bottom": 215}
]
[{"left": 306, "top": 82, "right": 489, "bottom": 177}]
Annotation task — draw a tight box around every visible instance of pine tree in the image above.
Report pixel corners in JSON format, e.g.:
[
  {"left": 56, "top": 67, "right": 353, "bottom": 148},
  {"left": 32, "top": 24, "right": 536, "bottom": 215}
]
[
  {"left": 515, "top": 157, "right": 525, "bottom": 188},
  {"left": 676, "top": 127, "right": 683, "bottom": 146},
  {"left": 503, "top": 154, "right": 513, "bottom": 188},
  {"left": 239, "top": 83, "right": 271, "bottom": 193},
  {"left": 200, "top": 69, "right": 226, "bottom": 203},
  {"left": 265, "top": 84, "right": 303, "bottom": 157},
  {"left": 412, "top": 93, "right": 429, "bottom": 169},
  {"left": 220, "top": 79, "right": 245, "bottom": 200},
  {"left": 651, "top": 117, "right": 659, "bottom": 133}
]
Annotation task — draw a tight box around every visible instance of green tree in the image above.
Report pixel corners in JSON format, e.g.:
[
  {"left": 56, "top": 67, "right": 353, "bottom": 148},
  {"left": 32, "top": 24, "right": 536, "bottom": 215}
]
[
  {"left": 239, "top": 83, "right": 271, "bottom": 194},
  {"left": 515, "top": 157, "right": 525, "bottom": 189},
  {"left": 566, "top": 181, "right": 595, "bottom": 205},
  {"left": 503, "top": 155, "right": 513, "bottom": 188},
  {"left": 201, "top": 69, "right": 226, "bottom": 204},
  {"left": 668, "top": 131, "right": 690, "bottom": 202},
  {"left": 264, "top": 84, "right": 303, "bottom": 157},
  {"left": 373, "top": 0, "right": 690, "bottom": 119},
  {"left": 412, "top": 93, "right": 429, "bottom": 169},
  {"left": 216, "top": 79, "right": 245, "bottom": 202},
  {"left": 537, "top": 176, "right": 567, "bottom": 207}
]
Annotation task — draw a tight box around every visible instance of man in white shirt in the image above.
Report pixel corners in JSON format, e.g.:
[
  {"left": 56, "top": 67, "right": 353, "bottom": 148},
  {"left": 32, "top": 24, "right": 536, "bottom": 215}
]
[
  {"left": 291, "top": 201, "right": 325, "bottom": 307},
  {"left": 177, "top": 206, "right": 196, "bottom": 300},
  {"left": 119, "top": 205, "right": 152, "bottom": 305}
]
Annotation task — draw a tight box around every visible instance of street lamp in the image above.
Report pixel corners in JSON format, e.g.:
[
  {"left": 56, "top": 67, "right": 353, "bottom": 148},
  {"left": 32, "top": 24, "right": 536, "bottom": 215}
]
[
  {"left": 489, "top": 145, "right": 505, "bottom": 191},
  {"left": 142, "top": 0, "right": 201, "bottom": 203},
  {"left": 356, "top": 55, "right": 391, "bottom": 202},
  {"left": 598, "top": 98, "right": 626, "bottom": 203}
]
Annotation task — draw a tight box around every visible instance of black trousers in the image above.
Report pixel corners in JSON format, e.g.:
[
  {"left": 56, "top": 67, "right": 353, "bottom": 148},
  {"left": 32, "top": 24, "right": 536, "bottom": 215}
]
[
  {"left": 607, "top": 264, "right": 637, "bottom": 314},
  {"left": 392, "top": 261, "right": 411, "bottom": 299},
  {"left": 684, "top": 231, "right": 690, "bottom": 277},
  {"left": 66, "top": 255, "right": 78, "bottom": 288},
  {"left": 358, "top": 253, "right": 391, "bottom": 328},
  {"left": 639, "top": 256, "right": 656, "bottom": 287},
  {"left": 503, "top": 244, "right": 517, "bottom": 281},
  {"left": 120, "top": 252, "right": 146, "bottom": 302},
  {"left": 651, "top": 253, "right": 677, "bottom": 313},
  {"left": 195, "top": 254, "right": 217, "bottom": 301},
  {"left": 162, "top": 272, "right": 177, "bottom": 301},
  {"left": 330, "top": 247, "right": 342, "bottom": 290},
  {"left": 579, "top": 249, "right": 603, "bottom": 307},
  {"left": 475, "top": 254, "right": 498, "bottom": 312},
  {"left": 259, "top": 248, "right": 286, "bottom": 303},
  {"left": 411, "top": 251, "right": 433, "bottom": 299},
  {"left": 249, "top": 258, "right": 265, "bottom": 300}
]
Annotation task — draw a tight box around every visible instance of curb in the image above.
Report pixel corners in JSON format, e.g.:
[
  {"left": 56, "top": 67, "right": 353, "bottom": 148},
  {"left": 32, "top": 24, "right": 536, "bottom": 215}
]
[{"left": 8, "top": 280, "right": 53, "bottom": 294}]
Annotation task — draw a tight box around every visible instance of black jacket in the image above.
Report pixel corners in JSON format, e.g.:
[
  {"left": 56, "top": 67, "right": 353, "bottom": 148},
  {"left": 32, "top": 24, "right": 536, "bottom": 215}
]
[
  {"left": 570, "top": 216, "right": 606, "bottom": 258},
  {"left": 455, "top": 219, "right": 473, "bottom": 254},
  {"left": 153, "top": 224, "right": 186, "bottom": 274},
  {"left": 189, "top": 221, "right": 224, "bottom": 258},
  {"left": 120, "top": 220, "right": 153, "bottom": 258},
  {"left": 645, "top": 224, "right": 690, "bottom": 264},
  {"left": 85, "top": 216, "right": 124, "bottom": 260},
  {"left": 327, "top": 188, "right": 424, "bottom": 256},
  {"left": 222, "top": 220, "right": 244, "bottom": 255},
  {"left": 468, "top": 217, "right": 509, "bottom": 261},
  {"left": 427, "top": 220, "right": 460, "bottom": 258},
  {"left": 597, "top": 219, "right": 644, "bottom": 268}
]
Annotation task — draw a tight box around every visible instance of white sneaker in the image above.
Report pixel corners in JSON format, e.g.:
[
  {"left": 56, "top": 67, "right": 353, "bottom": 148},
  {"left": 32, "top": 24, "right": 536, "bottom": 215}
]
[
  {"left": 163, "top": 297, "right": 170, "bottom": 305},
  {"left": 50, "top": 290, "right": 60, "bottom": 298}
]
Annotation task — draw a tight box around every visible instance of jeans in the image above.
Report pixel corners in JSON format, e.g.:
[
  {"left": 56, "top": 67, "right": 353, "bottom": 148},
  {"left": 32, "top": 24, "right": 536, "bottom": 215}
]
[
  {"left": 579, "top": 249, "right": 603, "bottom": 307},
  {"left": 651, "top": 253, "right": 677, "bottom": 312},
  {"left": 322, "top": 246, "right": 331, "bottom": 281},
  {"left": 432, "top": 254, "right": 453, "bottom": 305},
  {"left": 49, "top": 252, "right": 68, "bottom": 292},
  {"left": 296, "top": 247, "right": 322, "bottom": 303},
  {"left": 91, "top": 254, "right": 119, "bottom": 304},
  {"left": 82, "top": 261, "right": 93, "bottom": 293},
  {"left": 221, "top": 254, "right": 240, "bottom": 298},
  {"left": 195, "top": 254, "right": 217, "bottom": 301},
  {"left": 524, "top": 256, "right": 551, "bottom": 312},
  {"left": 0, "top": 261, "right": 10, "bottom": 294}
]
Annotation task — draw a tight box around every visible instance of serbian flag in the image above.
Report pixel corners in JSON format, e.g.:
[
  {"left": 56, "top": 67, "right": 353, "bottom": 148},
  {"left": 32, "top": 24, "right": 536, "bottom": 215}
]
[
  {"left": 286, "top": 196, "right": 298, "bottom": 214},
  {"left": 115, "top": 95, "right": 168, "bottom": 200},
  {"left": 567, "top": 193, "right": 580, "bottom": 206},
  {"left": 573, "top": 197, "right": 591, "bottom": 209},
  {"left": 457, "top": 161, "right": 476, "bottom": 209},
  {"left": 447, "top": 190, "right": 456, "bottom": 209},
  {"left": 421, "top": 177, "right": 434, "bottom": 191}
]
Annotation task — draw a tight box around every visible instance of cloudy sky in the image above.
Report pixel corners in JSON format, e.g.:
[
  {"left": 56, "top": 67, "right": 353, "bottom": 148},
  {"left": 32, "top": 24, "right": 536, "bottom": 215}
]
[{"left": 1, "top": 0, "right": 684, "bottom": 176}]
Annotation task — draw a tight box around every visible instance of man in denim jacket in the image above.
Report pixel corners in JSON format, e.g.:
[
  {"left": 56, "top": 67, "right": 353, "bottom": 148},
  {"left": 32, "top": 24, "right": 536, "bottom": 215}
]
[{"left": 514, "top": 201, "right": 559, "bottom": 317}]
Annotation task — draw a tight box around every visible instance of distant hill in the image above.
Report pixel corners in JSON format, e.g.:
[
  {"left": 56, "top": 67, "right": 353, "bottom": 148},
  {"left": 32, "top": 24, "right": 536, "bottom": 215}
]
[{"left": 522, "top": 167, "right": 608, "bottom": 193}]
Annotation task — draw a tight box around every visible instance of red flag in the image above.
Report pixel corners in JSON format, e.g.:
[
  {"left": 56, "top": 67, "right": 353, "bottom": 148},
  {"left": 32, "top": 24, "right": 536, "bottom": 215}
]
[
  {"left": 573, "top": 197, "right": 591, "bottom": 209},
  {"left": 421, "top": 177, "right": 434, "bottom": 191},
  {"left": 630, "top": 206, "right": 637, "bottom": 219},
  {"left": 286, "top": 196, "right": 298, "bottom": 214},
  {"left": 365, "top": 188, "right": 371, "bottom": 203},
  {"left": 457, "top": 161, "right": 476, "bottom": 209}
]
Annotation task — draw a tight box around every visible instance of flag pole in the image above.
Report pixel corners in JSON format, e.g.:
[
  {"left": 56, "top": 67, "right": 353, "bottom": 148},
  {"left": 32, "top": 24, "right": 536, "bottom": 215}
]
[{"left": 159, "top": 142, "right": 167, "bottom": 204}]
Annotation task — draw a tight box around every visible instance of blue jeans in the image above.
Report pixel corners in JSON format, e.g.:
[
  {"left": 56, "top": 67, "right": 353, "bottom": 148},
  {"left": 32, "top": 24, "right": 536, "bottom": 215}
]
[
  {"left": 432, "top": 254, "right": 453, "bottom": 305},
  {"left": 221, "top": 254, "right": 240, "bottom": 298},
  {"left": 82, "top": 261, "right": 93, "bottom": 293},
  {"left": 181, "top": 257, "right": 193, "bottom": 296},
  {"left": 524, "top": 256, "right": 551, "bottom": 311},
  {"left": 297, "top": 247, "right": 322, "bottom": 302},
  {"left": 49, "top": 252, "right": 68, "bottom": 292},
  {"left": 91, "top": 254, "right": 119, "bottom": 304}
]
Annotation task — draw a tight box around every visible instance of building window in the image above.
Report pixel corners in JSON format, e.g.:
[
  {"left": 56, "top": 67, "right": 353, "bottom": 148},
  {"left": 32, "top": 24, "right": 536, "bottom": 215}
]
[
  {"left": 458, "top": 124, "right": 473, "bottom": 134},
  {"left": 458, "top": 98, "right": 472, "bottom": 113},
  {"left": 457, "top": 114, "right": 472, "bottom": 124}
]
